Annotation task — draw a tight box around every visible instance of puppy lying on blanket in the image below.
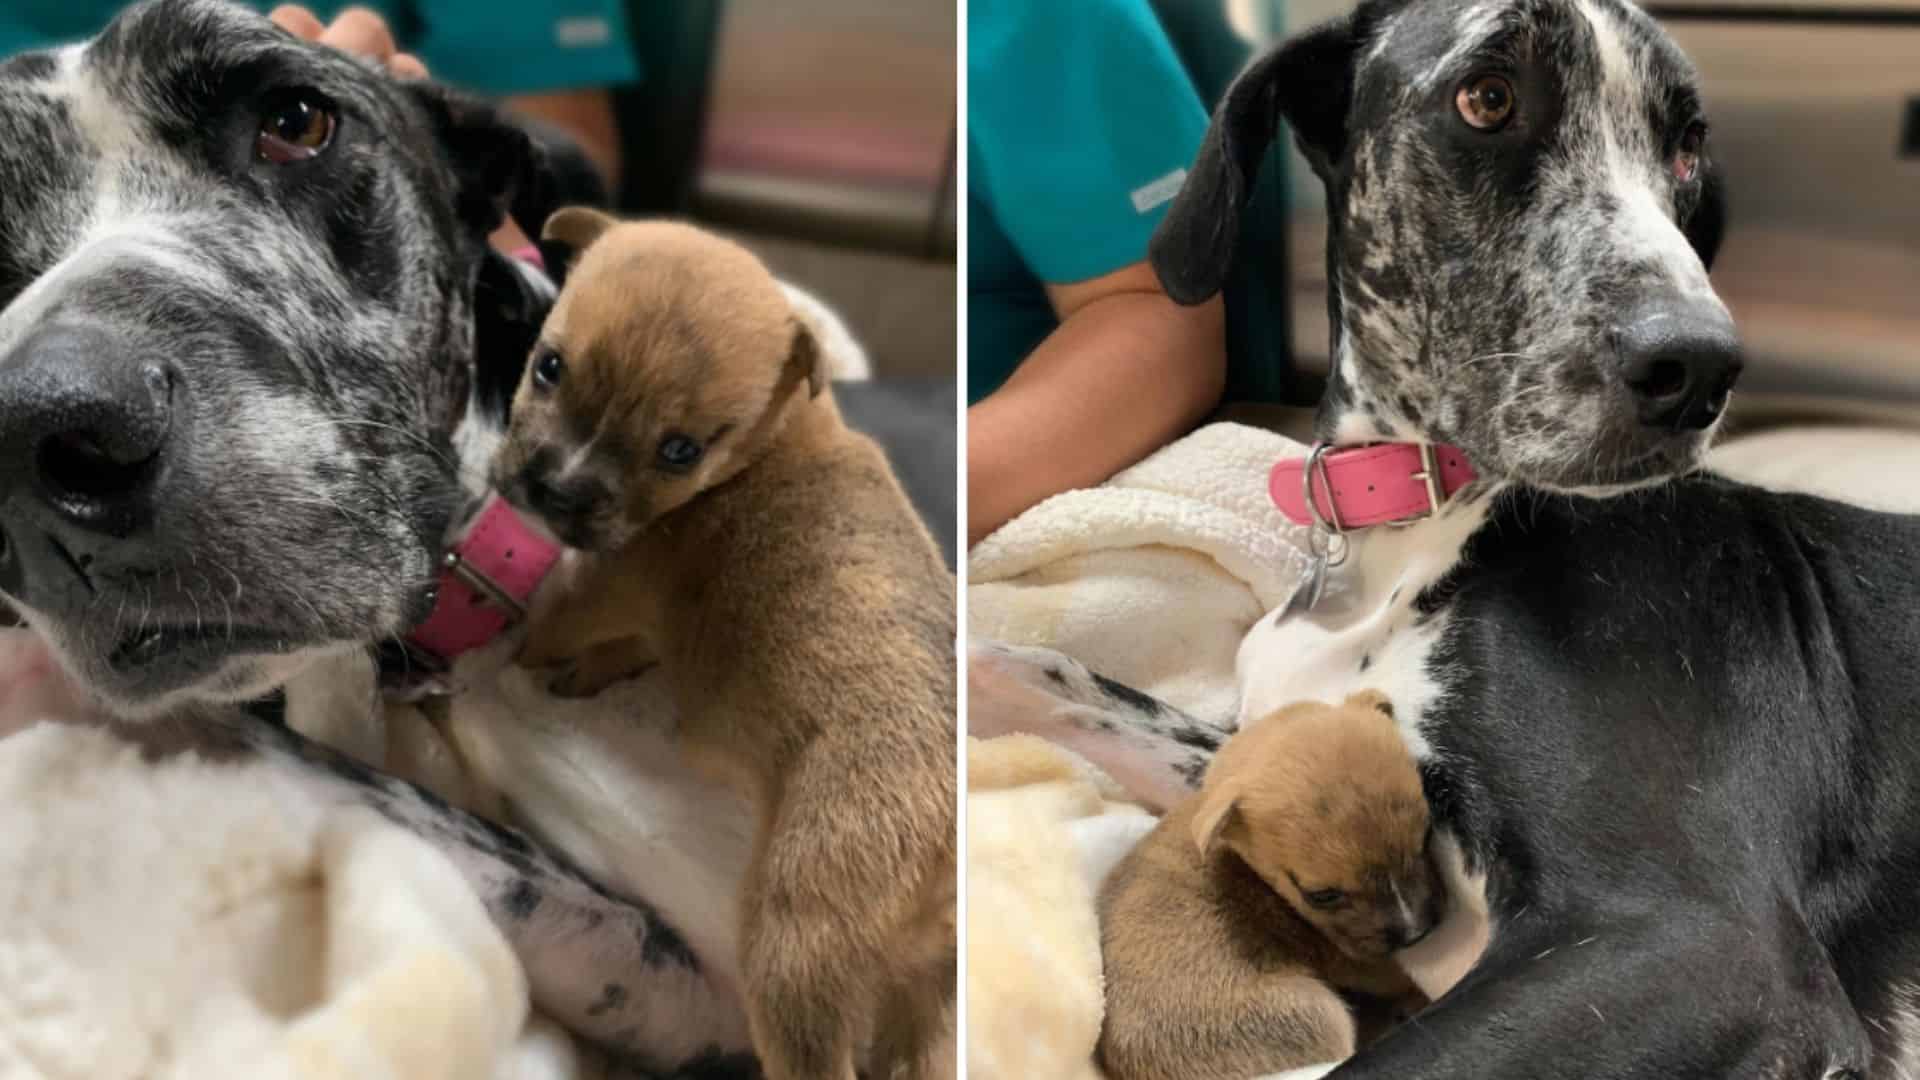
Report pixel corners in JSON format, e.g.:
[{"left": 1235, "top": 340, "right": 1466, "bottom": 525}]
[
  {"left": 495, "top": 210, "right": 958, "bottom": 1080},
  {"left": 1099, "top": 692, "right": 1437, "bottom": 1080}
]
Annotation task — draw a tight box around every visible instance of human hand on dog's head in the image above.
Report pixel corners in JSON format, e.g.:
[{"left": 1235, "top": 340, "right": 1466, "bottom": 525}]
[
  {"left": 268, "top": 5, "right": 428, "bottom": 80},
  {"left": 488, "top": 212, "right": 824, "bottom": 551},
  {"left": 1191, "top": 691, "right": 1444, "bottom": 962}
]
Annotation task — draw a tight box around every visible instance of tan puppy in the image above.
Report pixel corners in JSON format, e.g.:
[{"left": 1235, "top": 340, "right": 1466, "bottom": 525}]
[
  {"left": 491, "top": 209, "right": 957, "bottom": 1080},
  {"left": 1097, "top": 691, "right": 1442, "bottom": 1080}
]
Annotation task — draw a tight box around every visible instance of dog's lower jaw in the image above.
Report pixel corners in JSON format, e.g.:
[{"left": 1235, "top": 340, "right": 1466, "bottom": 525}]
[{"left": 1314, "top": 377, "right": 1719, "bottom": 500}]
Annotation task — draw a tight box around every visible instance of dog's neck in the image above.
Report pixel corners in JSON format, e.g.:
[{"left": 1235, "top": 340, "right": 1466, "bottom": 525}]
[{"left": 1300, "top": 339, "right": 1505, "bottom": 614}]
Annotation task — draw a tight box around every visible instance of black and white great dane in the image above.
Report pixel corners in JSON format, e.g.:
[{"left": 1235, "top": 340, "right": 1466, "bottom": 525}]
[
  {"left": 973, "top": 1, "right": 1920, "bottom": 1076},
  {"left": 0, "top": 1, "right": 827, "bottom": 1075}
]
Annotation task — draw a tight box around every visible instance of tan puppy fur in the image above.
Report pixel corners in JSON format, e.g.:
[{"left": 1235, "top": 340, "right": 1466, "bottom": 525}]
[
  {"left": 1097, "top": 691, "right": 1443, "bottom": 1080},
  {"left": 492, "top": 208, "right": 957, "bottom": 1080}
]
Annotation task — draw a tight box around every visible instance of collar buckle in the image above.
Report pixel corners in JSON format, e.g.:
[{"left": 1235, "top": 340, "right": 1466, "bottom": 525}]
[
  {"left": 441, "top": 548, "right": 528, "bottom": 623},
  {"left": 1391, "top": 442, "right": 1450, "bottom": 528}
]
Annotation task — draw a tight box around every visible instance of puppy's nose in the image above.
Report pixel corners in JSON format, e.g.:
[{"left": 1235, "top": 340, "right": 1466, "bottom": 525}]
[
  {"left": 1614, "top": 302, "right": 1743, "bottom": 432},
  {"left": 522, "top": 470, "right": 604, "bottom": 523},
  {"left": 0, "top": 322, "right": 173, "bottom": 539}
]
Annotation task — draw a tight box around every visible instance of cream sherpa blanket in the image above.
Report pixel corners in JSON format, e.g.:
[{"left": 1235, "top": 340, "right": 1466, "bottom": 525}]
[
  {"left": 0, "top": 629, "right": 617, "bottom": 1080},
  {"left": 969, "top": 422, "right": 1314, "bottom": 722}
]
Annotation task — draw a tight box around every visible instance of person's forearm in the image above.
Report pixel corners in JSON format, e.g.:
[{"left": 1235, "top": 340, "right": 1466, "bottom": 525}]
[{"left": 967, "top": 291, "right": 1225, "bottom": 546}]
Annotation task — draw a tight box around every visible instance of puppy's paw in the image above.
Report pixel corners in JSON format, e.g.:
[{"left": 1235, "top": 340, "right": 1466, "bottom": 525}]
[
  {"left": 546, "top": 656, "right": 654, "bottom": 699},
  {"left": 546, "top": 664, "right": 604, "bottom": 700}
]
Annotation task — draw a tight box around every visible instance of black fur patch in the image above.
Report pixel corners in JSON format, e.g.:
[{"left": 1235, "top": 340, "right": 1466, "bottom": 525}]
[{"left": 1094, "top": 672, "right": 1164, "bottom": 717}]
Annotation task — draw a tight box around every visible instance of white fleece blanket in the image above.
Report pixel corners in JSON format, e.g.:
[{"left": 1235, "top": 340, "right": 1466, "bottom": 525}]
[
  {"left": 0, "top": 631, "right": 615, "bottom": 1080},
  {"left": 968, "top": 422, "right": 1315, "bottom": 721}
]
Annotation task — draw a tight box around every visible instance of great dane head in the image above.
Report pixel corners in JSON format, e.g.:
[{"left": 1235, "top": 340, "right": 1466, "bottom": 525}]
[
  {"left": 1153, "top": 0, "right": 1736, "bottom": 493},
  {"left": 0, "top": 0, "right": 557, "bottom": 715}
]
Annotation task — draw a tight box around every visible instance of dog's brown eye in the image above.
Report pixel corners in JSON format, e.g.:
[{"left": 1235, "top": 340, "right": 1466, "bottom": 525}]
[
  {"left": 1673, "top": 121, "right": 1707, "bottom": 182},
  {"left": 1305, "top": 887, "right": 1347, "bottom": 909},
  {"left": 1456, "top": 74, "right": 1516, "bottom": 132},
  {"left": 257, "top": 90, "right": 336, "bottom": 164},
  {"left": 658, "top": 434, "right": 703, "bottom": 469},
  {"left": 531, "top": 349, "right": 565, "bottom": 389}
]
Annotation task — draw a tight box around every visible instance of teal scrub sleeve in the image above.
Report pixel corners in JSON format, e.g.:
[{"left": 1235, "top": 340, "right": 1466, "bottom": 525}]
[
  {"left": 303, "top": 0, "right": 642, "bottom": 97},
  {"left": 0, "top": 3, "right": 641, "bottom": 97},
  {"left": 0, "top": 2, "right": 123, "bottom": 56},
  {"left": 967, "top": 0, "right": 1208, "bottom": 286}
]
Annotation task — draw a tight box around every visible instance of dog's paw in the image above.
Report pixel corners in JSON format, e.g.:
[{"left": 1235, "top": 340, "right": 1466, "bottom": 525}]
[{"left": 966, "top": 640, "right": 1088, "bottom": 739}]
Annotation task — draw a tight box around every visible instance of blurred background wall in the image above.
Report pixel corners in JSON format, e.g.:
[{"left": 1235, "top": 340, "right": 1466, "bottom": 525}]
[{"left": 617, "top": 0, "right": 956, "bottom": 381}]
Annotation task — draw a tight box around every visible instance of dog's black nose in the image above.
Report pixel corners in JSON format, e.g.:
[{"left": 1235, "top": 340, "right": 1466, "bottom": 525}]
[
  {"left": 1615, "top": 304, "right": 1744, "bottom": 431},
  {"left": 0, "top": 323, "right": 173, "bottom": 538}
]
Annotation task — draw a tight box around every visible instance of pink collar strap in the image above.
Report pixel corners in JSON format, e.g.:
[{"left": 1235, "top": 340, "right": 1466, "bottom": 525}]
[
  {"left": 1269, "top": 442, "right": 1478, "bottom": 530},
  {"left": 405, "top": 494, "right": 562, "bottom": 668}
]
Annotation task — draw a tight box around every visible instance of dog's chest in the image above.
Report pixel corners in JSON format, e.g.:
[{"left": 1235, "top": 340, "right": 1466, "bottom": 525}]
[
  {"left": 1236, "top": 500, "right": 1488, "bottom": 755},
  {"left": 441, "top": 642, "right": 758, "bottom": 983}
]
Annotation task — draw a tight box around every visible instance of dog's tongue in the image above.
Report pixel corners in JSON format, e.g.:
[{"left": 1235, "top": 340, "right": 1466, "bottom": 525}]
[{"left": 0, "top": 627, "right": 103, "bottom": 737}]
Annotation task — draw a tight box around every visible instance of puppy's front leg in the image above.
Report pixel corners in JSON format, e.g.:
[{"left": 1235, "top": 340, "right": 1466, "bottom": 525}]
[
  {"left": 549, "top": 636, "right": 657, "bottom": 698},
  {"left": 518, "top": 558, "right": 658, "bottom": 671}
]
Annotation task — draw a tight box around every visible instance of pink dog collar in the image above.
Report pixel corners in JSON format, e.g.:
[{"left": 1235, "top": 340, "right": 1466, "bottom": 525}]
[
  {"left": 405, "top": 495, "right": 562, "bottom": 667},
  {"left": 1270, "top": 443, "right": 1478, "bottom": 530}
]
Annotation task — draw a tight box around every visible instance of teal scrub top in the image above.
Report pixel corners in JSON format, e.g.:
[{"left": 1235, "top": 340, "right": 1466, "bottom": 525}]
[
  {"left": 0, "top": 0, "right": 640, "bottom": 97},
  {"left": 966, "top": 0, "right": 1208, "bottom": 404}
]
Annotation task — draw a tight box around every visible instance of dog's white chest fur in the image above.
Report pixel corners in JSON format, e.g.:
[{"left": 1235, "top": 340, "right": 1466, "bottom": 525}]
[
  {"left": 440, "top": 628, "right": 757, "bottom": 986},
  {"left": 1238, "top": 500, "right": 1495, "bottom": 999}
]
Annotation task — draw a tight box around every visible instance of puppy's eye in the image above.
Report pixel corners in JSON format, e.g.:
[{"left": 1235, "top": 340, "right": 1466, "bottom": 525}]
[
  {"left": 1673, "top": 121, "right": 1707, "bottom": 183},
  {"left": 257, "top": 89, "right": 337, "bottom": 164},
  {"left": 658, "top": 434, "right": 703, "bottom": 469},
  {"left": 1455, "top": 74, "right": 1516, "bottom": 132},
  {"left": 531, "top": 349, "right": 565, "bottom": 389},
  {"left": 1304, "top": 888, "right": 1347, "bottom": 909}
]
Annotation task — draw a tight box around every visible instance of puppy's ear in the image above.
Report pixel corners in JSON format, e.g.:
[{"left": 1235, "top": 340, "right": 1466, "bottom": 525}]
[
  {"left": 1150, "top": 17, "right": 1362, "bottom": 305},
  {"left": 1684, "top": 162, "right": 1727, "bottom": 272},
  {"left": 407, "top": 83, "right": 558, "bottom": 241},
  {"left": 790, "top": 321, "right": 826, "bottom": 399},
  {"left": 1345, "top": 689, "right": 1395, "bottom": 719},
  {"left": 542, "top": 206, "right": 620, "bottom": 261},
  {"left": 1190, "top": 780, "right": 1244, "bottom": 856}
]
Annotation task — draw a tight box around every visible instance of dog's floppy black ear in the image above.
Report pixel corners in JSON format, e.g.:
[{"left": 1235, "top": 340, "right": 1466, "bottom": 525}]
[
  {"left": 1150, "top": 18, "right": 1361, "bottom": 305},
  {"left": 1684, "top": 163, "right": 1726, "bottom": 272},
  {"left": 407, "top": 82, "right": 560, "bottom": 241}
]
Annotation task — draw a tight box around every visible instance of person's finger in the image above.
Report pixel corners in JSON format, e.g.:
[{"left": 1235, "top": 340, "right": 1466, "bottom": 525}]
[
  {"left": 319, "top": 6, "right": 399, "bottom": 65},
  {"left": 387, "top": 52, "right": 429, "bottom": 81},
  {"left": 268, "top": 5, "right": 326, "bottom": 41}
]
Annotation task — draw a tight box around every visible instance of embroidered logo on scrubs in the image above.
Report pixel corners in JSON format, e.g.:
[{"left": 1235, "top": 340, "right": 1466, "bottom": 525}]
[
  {"left": 1130, "top": 168, "right": 1187, "bottom": 214},
  {"left": 554, "top": 16, "right": 612, "bottom": 47}
]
